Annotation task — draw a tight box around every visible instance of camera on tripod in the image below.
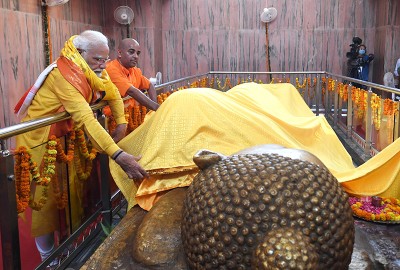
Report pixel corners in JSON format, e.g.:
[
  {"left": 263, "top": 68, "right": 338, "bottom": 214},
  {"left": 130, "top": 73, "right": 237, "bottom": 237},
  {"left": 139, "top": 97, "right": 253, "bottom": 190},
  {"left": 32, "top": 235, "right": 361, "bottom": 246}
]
[{"left": 346, "top": 36, "right": 363, "bottom": 60}]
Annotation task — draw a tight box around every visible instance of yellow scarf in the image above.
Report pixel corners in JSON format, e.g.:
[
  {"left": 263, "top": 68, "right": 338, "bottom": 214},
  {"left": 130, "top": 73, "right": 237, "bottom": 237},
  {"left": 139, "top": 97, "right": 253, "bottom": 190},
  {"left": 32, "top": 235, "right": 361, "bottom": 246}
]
[{"left": 60, "top": 35, "right": 120, "bottom": 101}]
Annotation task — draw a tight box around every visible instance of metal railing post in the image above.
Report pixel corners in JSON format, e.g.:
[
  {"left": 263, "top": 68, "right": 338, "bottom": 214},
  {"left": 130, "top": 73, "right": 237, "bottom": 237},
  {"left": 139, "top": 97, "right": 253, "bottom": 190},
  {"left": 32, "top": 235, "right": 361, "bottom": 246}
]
[
  {"left": 364, "top": 87, "right": 373, "bottom": 155},
  {"left": 97, "top": 112, "right": 112, "bottom": 227},
  {"left": 347, "top": 84, "right": 353, "bottom": 138},
  {"left": 333, "top": 82, "right": 339, "bottom": 127},
  {"left": 394, "top": 103, "right": 400, "bottom": 140},
  {"left": 99, "top": 153, "right": 112, "bottom": 228},
  {"left": 315, "top": 75, "right": 321, "bottom": 116},
  {"left": 0, "top": 146, "right": 21, "bottom": 270}
]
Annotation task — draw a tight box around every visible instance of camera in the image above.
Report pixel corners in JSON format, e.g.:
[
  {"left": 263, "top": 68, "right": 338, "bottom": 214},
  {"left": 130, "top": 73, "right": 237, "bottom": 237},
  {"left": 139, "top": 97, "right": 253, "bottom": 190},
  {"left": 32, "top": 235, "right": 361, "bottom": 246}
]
[{"left": 346, "top": 36, "right": 363, "bottom": 60}]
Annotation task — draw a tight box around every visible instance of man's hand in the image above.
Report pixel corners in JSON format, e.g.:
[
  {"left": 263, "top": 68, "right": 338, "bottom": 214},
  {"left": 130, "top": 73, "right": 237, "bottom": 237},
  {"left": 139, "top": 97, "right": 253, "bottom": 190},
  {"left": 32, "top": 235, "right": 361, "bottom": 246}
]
[
  {"left": 115, "top": 151, "right": 149, "bottom": 182},
  {"left": 126, "top": 86, "right": 160, "bottom": 111},
  {"left": 112, "top": 123, "right": 127, "bottom": 143}
]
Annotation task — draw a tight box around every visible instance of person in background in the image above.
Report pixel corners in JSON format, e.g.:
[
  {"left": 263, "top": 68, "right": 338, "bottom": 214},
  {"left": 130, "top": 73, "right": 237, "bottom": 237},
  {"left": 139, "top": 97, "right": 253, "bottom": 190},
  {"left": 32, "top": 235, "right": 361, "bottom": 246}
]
[
  {"left": 356, "top": 44, "right": 374, "bottom": 82},
  {"left": 14, "top": 30, "right": 148, "bottom": 266},
  {"left": 106, "top": 38, "right": 160, "bottom": 112},
  {"left": 393, "top": 58, "right": 400, "bottom": 101},
  {"left": 393, "top": 57, "right": 400, "bottom": 88}
]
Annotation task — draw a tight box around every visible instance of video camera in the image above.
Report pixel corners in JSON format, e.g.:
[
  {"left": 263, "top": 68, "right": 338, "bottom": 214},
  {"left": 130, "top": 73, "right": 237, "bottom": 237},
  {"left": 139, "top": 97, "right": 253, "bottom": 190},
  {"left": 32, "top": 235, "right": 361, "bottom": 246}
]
[{"left": 346, "top": 36, "right": 363, "bottom": 60}]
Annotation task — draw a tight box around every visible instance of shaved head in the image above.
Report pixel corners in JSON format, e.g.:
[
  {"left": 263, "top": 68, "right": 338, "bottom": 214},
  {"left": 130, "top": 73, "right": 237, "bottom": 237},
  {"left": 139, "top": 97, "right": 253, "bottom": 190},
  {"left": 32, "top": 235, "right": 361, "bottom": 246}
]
[
  {"left": 119, "top": 38, "right": 140, "bottom": 50},
  {"left": 117, "top": 38, "right": 141, "bottom": 68}
]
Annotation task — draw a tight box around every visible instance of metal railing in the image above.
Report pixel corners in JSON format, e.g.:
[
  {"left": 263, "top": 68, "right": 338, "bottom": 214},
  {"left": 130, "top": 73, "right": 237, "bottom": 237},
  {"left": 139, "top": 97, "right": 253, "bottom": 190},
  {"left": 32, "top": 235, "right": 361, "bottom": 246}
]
[{"left": 1, "top": 71, "right": 399, "bottom": 270}]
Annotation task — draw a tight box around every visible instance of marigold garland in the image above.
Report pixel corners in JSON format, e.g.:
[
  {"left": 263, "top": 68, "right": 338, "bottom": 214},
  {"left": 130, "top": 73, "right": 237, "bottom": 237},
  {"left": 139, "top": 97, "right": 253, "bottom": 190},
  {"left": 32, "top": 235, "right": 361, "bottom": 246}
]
[
  {"left": 33, "top": 136, "right": 57, "bottom": 186},
  {"left": 349, "top": 196, "right": 400, "bottom": 222},
  {"left": 14, "top": 129, "right": 100, "bottom": 213},
  {"left": 307, "top": 77, "right": 317, "bottom": 88},
  {"left": 53, "top": 131, "right": 76, "bottom": 209},
  {"left": 320, "top": 77, "right": 326, "bottom": 106},
  {"left": 307, "top": 77, "right": 317, "bottom": 101},
  {"left": 382, "top": 99, "right": 399, "bottom": 143},
  {"left": 215, "top": 77, "right": 232, "bottom": 91},
  {"left": 14, "top": 136, "right": 57, "bottom": 213},
  {"left": 370, "top": 94, "right": 381, "bottom": 130},
  {"left": 56, "top": 130, "right": 75, "bottom": 163},
  {"left": 295, "top": 77, "right": 307, "bottom": 89},
  {"left": 200, "top": 77, "right": 208, "bottom": 87},
  {"left": 383, "top": 99, "right": 398, "bottom": 116},
  {"left": 328, "top": 78, "right": 336, "bottom": 92},
  {"left": 352, "top": 88, "right": 367, "bottom": 119},
  {"left": 73, "top": 144, "right": 93, "bottom": 181},
  {"left": 14, "top": 147, "right": 30, "bottom": 213}
]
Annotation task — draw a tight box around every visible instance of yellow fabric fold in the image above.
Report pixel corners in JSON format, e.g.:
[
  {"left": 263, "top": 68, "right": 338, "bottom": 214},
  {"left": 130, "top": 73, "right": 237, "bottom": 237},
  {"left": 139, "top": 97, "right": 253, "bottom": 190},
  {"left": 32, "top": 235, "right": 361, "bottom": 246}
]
[
  {"left": 339, "top": 139, "right": 400, "bottom": 198},
  {"left": 109, "top": 82, "right": 400, "bottom": 210}
]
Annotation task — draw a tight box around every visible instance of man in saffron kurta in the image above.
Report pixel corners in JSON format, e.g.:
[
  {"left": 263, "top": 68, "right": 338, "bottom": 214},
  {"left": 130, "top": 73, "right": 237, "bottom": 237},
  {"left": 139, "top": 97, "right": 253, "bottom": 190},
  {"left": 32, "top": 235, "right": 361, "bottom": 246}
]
[
  {"left": 106, "top": 38, "right": 159, "bottom": 111},
  {"left": 15, "top": 30, "right": 149, "bottom": 264}
]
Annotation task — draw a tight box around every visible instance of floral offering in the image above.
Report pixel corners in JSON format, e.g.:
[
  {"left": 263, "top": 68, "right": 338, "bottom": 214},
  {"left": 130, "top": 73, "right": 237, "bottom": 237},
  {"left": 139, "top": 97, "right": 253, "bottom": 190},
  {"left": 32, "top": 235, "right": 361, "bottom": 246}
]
[{"left": 349, "top": 196, "right": 400, "bottom": 223}]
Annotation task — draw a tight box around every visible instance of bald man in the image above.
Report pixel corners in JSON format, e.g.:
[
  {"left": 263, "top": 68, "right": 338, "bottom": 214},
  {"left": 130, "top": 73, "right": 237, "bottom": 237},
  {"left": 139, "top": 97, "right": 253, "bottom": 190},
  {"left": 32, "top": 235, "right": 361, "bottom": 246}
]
[{"left": 106, "top": 38, "right": 159, "bottom": 111}]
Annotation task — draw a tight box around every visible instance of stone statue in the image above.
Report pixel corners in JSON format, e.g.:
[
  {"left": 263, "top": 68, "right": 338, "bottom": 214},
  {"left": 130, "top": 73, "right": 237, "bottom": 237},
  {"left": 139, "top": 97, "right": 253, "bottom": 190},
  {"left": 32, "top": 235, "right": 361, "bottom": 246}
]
[
  {"left": 182, "top": 145, "right": 355, "bottom": 269},
  {"left": 83, "top": 145, "right": 355, "bottom": 269}
]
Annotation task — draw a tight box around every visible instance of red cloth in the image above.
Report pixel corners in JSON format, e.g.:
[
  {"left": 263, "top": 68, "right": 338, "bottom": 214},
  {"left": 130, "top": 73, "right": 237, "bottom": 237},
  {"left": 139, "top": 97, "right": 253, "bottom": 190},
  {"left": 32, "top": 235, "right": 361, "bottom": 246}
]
[{"left": 0, "top": 208, "right": 42, "bottom": 270}]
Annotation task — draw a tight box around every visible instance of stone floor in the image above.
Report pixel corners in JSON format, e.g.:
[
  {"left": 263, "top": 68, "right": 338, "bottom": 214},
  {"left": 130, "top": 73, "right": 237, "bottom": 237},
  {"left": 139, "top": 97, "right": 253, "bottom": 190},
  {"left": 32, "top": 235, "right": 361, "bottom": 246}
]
[{"left": 349, "top": 218, "right": 400, "bottom": 270}]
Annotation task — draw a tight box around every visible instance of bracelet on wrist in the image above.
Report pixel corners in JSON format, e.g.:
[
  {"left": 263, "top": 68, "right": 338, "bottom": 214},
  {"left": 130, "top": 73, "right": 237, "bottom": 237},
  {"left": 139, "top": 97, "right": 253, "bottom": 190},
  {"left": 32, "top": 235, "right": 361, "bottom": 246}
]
[{"left": 113, "top": 150, "right": 123, "bottom": 160}]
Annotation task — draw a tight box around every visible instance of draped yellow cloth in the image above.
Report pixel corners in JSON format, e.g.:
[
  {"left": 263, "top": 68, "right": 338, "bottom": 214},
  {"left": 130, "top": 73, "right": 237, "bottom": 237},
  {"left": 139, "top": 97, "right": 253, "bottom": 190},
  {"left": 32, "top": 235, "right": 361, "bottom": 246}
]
[{"left": 110, "top": 82, "right": 400, "bottom": 211}]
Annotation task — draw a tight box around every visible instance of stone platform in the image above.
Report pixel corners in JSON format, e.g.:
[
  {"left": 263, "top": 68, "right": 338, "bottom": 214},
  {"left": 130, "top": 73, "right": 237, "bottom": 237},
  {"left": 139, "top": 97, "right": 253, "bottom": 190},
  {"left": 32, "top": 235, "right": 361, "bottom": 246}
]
[{"left": 81, "top": 206, "right": 400, "bottom": 270}]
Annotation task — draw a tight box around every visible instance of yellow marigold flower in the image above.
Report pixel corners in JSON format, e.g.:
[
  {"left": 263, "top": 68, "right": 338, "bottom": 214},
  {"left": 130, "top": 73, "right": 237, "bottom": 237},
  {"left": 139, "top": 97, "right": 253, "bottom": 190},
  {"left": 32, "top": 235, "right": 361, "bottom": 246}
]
[
  {"left": 45, "top": 168, "right": 55, "bottom": 174},
  {"left": 48, "top": 141, "right": 57, "bottom": 146},
  {"left": 48, "top": 149, "right": 57, "bottom": 155}
]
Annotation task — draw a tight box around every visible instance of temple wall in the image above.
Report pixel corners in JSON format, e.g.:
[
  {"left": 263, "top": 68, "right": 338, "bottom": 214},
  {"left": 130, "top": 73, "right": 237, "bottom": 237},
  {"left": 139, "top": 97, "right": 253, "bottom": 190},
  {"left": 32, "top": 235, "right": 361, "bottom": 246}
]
[{"left": 1, "top": 0, "right": 400, "bottom": 132}]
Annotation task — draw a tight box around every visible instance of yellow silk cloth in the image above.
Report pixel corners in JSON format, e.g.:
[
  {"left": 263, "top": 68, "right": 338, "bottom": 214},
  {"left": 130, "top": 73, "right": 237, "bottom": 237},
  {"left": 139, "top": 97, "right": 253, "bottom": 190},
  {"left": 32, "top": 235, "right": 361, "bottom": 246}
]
[{"left": 110, "top": 82, "right": 400, "bottom": 210}]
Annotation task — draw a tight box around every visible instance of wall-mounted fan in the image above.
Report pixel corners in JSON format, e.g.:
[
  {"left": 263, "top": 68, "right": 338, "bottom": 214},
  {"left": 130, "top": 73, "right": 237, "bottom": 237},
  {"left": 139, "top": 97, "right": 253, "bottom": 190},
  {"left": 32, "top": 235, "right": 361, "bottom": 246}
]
[
  {"left": 114, "top": 6, "right": 134, "bottom": 37},
  {"left": 260, "top": 7, "right": 278, "bottom": 23},
  {"left": 42, "top": 0, "right": 69, "bottom": 7},
  {"left": 260, "top": 7, "right": 278, "bottom": 77},
  {"left": 114, "top": 6, "right": 134, "bottom": 25},
  {"left": 43, "top": 0, "right": 69, "bottom": 6},
  {"left": 149, "top": 72, "right": 162, "bottom": 86}
]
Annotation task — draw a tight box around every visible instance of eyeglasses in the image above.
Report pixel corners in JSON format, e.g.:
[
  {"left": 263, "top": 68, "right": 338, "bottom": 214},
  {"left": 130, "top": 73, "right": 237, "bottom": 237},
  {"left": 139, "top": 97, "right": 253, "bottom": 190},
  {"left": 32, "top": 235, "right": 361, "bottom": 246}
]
[
  {"left": 93, "top": 56, "right": 110, "bottom": 64},
  {"left": 79, "top": 49, "right": 109, "bottom": 64}
]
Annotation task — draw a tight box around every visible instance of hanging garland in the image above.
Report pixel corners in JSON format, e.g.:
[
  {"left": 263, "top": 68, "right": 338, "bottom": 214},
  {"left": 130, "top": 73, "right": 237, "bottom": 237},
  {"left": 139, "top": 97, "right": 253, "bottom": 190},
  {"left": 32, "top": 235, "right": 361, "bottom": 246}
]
[
  {"left": 307, "top": 77, "right": 317, "bottom": 101},
  {"left": 14, "top": 129, "right": 99, "bottom": 213},
  {"left": 216, "top": 77, "right": 232, "bottom": 91},
  {"left": 370, "top": 94, "right": 381, "bottom": 130},
  {"left": 320, "top": 77, "right": 326, "bottom": 106},
  {"left": 383, "top": 99, "right": 399, "bottom": 143},
  {"left": 14, "top": 136, "right": 57, "bottom": 213},
  {"left": 14, "top": 147, "right": 30, "bottom": 213},
  {"left": 295, "top": 77, "right": 307, "bottom": 89},
  {"left": 351, "top": 87, "right": 367, "bottom": 119},
  {"left": 200, "top": 77, "right": 209, "bottom": 87},
  {"left": 56, "top": 129, "right": 75, "bottom": 163}
]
